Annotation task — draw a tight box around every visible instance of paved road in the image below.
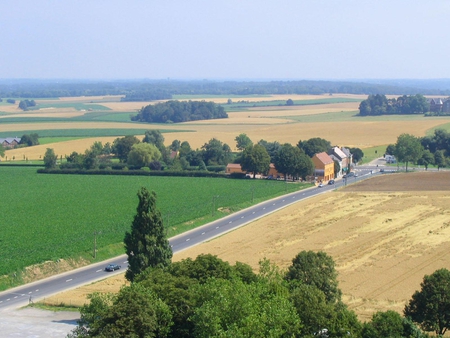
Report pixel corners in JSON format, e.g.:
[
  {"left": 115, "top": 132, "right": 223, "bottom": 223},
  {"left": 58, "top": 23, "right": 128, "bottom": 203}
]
[{"left": 0, "top": 169, "right": 382, "bottom": 310}]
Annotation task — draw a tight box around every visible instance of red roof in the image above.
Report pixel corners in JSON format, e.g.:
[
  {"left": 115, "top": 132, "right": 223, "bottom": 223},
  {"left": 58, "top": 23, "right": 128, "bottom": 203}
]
[{"left": 314, "top": 152, "right": 334, "bottom": 165}]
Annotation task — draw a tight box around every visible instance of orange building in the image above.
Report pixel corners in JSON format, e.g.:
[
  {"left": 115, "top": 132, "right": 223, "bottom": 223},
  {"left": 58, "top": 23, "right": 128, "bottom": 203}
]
[{"left": 312, "top": 152, "right": 334, "bottom": 182}]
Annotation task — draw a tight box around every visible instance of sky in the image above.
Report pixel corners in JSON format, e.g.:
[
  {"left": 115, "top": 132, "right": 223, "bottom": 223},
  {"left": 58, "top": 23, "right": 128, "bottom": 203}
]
[{"left": 2, "top": 0, "right": 450, "bottom": 80}]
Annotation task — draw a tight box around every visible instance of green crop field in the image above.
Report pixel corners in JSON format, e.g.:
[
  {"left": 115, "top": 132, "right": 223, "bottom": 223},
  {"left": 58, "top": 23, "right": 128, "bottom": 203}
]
[
  {"left": 30, "top": 102, "right": 111, "bottom": 111},
  {"left": 0, "top": 166, "right": 311, "bottom": 280}
]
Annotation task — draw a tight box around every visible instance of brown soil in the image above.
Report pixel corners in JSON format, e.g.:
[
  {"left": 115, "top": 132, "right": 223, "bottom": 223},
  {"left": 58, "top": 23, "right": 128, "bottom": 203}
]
[{"left": 48, "top": 172, "right": 450, "bottom": 322}]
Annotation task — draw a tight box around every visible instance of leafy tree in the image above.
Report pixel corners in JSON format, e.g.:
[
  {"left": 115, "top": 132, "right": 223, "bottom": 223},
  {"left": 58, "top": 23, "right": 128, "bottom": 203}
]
[
  {"left": 298, "top": 137, "right": 331, "bottom": 158},
  {"left": 178, "top": 141, "right": 191, "bottom": 158},
  {"left": 404, "top": 268, "right": 450, "bottom": 336},
  {"left": 200, "top": 138, "right": 232, "bottom": 165},
  {"left": 89, "top": 141, "right": 104, "bottom": 157},
  {"left": 234, "top": 133, "right": 253, "bottom": 151},
  {"left": 285, "top": 250, "right": 342, "bottom": 303},
  {"left": 169, "top": 139, "right": 181, "bottom": 152},
  {"left": 417, "top": 150, "right": 434, "bottom": 170},
  {"left": 112, "top": 135, "right": 140, "bottom": 162},
  {"left": 361, "top": 310, "right": 404, "bottom": 338},
  {"left": 143, "top": 130, "right": 165, "bottom": 152},
  {"left": 0, "top": 144, "right": 5, "bottom": 158},
  {"left": 124, "top": 187, "right": 173, "bottom": 282},
  {"left": 43, "top": 148, "right": 57, "bottom": 169},
  {"left": 257, "top": 139, "right": 281, "bottom": 162},
  {"left": 394, "top": 133, "right": 423, "bottom": 171},
  {"left": 350, "top": 147, "right": 364, "bottom": 164},
  {"left": 240, "top": 144, "right": 270, "bottom": 178},
  {"left": 19, "top": 133, "right": 39, "bottom": 146},
  {"left": 190, "top": 278, "right": 301, "bottom": 338},
  {"left": 434, "top": 150, "right": 446, "bottom": 170},
  {"left": 275, "top": 143, "right": 313, "bottom": 181},
  {"left": 83, "top": 150, "right": 99, "bottom": 170},
  {"left": 127, "top": 143, "right": 161, "bottom": 167},
  {"left": 286, "top": 98, "right": 294, "bottom": 106},
  {"left": 102, "top": 142, "right": 112, "bottom": 155},
  {"left": 385, "top": 144, "right": 396, "bottom": 156}
]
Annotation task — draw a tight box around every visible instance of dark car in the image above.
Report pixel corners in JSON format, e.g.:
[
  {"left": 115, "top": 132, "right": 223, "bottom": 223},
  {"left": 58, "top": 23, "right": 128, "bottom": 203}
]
[
  {"left": 105, "top": 264, "right": 121, "bottom": 272},
  {"left": 328, "top": 180, "right": 335, "bottom": 185}
]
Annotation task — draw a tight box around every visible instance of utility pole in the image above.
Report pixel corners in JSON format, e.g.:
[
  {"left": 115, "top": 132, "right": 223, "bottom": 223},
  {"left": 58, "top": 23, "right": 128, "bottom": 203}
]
[
  {"left": 212, "top": 195, "right": 219, "bottom": 216},
  {"left": 93, "top": 231, "right": 97, "bottom": 259}
]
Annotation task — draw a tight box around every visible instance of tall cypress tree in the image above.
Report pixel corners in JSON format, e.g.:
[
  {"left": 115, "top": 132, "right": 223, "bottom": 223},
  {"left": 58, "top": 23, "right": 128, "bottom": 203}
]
[{"left": 124, "top": 187, "right": 173, "bottom": 282}]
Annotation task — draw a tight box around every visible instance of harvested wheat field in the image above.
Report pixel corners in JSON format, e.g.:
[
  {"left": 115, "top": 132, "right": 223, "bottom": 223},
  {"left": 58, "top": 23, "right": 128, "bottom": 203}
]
[{"left": 47, "top": 171, "right": 450, "bottom": 322}]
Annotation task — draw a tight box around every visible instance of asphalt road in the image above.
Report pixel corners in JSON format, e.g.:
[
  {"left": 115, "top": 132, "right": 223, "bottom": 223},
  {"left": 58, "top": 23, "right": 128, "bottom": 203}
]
[{"left": 0, "top": 168, "right": 382, "bottom": 310}]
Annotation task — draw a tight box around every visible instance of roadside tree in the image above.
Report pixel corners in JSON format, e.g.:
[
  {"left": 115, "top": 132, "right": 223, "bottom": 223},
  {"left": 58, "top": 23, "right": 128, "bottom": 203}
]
[
  {"left": 385, "top": 144, "right": 396, "bottom": 156},
  {"left": 240, "top": 144, "right": 270, "bottom": 178},
  {"left": 404, "top": 268, "right": 450, "bottom": 336},
  {"left": 124, "top": 187, "right": 173, "bottom": 282},
  {"left": 349, "top": 147, "right": 364, "bottom": 164},
  {"left": 394, "top": 133, "right": 423, "bottom": 171},
  {"left": 434, "top": 150, "right": 446, "bottom": 170},
  {"left": 298, "top": 137, "right": 331, "bottom": 158},
  {"left": 417, "top": 150, "right": 434, "bottom": 170}
]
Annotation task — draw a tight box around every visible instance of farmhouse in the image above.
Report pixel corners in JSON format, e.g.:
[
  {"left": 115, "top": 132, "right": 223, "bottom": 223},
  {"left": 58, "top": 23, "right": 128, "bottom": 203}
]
[
  {"left": 225, "top": 163, "right": 245, "bottom": 174},
  {"left": 312, "top": 152, "right": 334, "bottom": 182},
  {"left": 428, "top": 98, "right": 450, "bottom": 113},
  {"left": 0, "top": 137, "right": 21, "bottom": 149},
  {"left": 329, "top": 146, "right": 349, "bottom": 177}
]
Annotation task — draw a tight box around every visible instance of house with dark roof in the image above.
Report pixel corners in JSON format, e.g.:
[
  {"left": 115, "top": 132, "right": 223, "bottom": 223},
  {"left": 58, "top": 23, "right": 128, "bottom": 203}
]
[
  {"left": 0, "top": 137, "right": 21, "bottom": 149},
  {"left": 312, "top": 152, "right": 334, "bottom": 182}
]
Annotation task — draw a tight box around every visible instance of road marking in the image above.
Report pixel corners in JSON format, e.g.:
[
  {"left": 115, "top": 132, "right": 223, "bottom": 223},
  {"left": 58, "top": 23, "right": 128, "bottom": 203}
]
[
  {"left": 292, "top": 196, "right": 295, "bottom": 198},
  {"left": 229, "top": 221, "right": 232, "bottom": 224},
  {"left": 6, "top": 299, "right": 10, "bottom": 301},
  {"left": 263, "top": 207, "right": 266, "bottom": 210},
  {"left": 96, "top": 269, "right": 103, "bottom": 272},
  {"left": 66, "top": 279, "right": 72, "bottom": 282},
  {"left": 0, "top": 301, "right": 2, "bottom": 303},
  {"left": 28, "top": 292, "right": 32, "bottom": 294},
  {"left": 282, "top": 199, "right": 285, "bottom": 202},
  {"left": 123, "top": 261, "right": 127, "bottom": 264},
  {"left": 36, "top": 289, "right": 39, "bottom": 292},
  {"left": 186, "top": 238, "right": 190, "bottom": 241},
  {"left": 202, "top": 232, "right": 205, "bottom": 235},
  {"left": 273, "top": 203, "right": 276, "bottom": 205},
  {"left": 252, "top": 212, "right": 255, "bottom": 214},
  {"left": 216, "top": 226, "right": 219, "bottom": 229},
  {"left": 241, "top": 216, "right": 244, "bottom": 219},
  {"left": 14, "top": 296, "right": 18, "bottom": 299}
]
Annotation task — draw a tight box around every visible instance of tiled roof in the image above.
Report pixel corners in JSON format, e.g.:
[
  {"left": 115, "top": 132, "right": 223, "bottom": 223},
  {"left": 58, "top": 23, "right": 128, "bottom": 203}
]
[
  {"left": 0, "top": 137, "right": 21, "bottom": 144},
  {"left": 226, "top": 163, "right": 242, "bottom": 168},
  {"left": 314, "top": 152, "right": 334, "bottom": 165}
]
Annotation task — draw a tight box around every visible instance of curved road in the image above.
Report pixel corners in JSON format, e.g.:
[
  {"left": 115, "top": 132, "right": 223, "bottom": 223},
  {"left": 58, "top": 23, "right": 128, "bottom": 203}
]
[{"left": 0, "top": 168, "right": 382, "bottom": 310}]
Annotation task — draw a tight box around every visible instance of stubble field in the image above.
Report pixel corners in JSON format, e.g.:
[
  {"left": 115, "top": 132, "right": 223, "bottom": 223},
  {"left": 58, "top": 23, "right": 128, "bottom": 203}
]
[{"left": 46, "top": 171, "right": 450, "bottom": 322}]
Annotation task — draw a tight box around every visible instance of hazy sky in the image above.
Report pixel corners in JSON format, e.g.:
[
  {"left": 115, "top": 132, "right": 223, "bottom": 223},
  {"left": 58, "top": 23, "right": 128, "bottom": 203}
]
[{"left": 2, "top": 0, "right": 450, "bottom": 80}]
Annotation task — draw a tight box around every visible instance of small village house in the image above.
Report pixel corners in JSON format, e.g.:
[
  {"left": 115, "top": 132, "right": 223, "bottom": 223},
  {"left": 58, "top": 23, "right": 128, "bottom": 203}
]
[{"left": 312, "top": 152, "right": 334, "bottom": 182}]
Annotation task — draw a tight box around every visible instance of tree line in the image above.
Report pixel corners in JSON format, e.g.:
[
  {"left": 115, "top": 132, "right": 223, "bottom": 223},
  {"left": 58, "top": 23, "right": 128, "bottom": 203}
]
[
  {"left": 131, "top": 100, "right": 228, "bottom": 123},
  {"left": 359, "top": 94, "right": 430, "bottom": 116},
  {"left": 386, "top": 129, "right": 450, "bottom": 171},
  {"left": 67, "top": 187, "right": 449, "bottom": 337},
  {"left": 2, "top": 79, "right": 450, "bottom": 101}
]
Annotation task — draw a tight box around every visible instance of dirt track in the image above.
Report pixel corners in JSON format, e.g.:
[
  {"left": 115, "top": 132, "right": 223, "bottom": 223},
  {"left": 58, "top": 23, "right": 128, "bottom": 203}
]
[{"left": 47, "top": 171, "right": 450, "bottom": 321}]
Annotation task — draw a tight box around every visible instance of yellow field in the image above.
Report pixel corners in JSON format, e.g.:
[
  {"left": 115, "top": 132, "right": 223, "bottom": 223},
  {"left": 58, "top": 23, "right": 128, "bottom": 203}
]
[{"left": 3, "top": 94, "right": 450, "bottom": 160}]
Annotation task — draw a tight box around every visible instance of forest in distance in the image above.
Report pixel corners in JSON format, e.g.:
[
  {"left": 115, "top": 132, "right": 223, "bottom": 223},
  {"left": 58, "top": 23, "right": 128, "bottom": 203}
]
[{"left": 1, "top": 78, "right": 450, "bottom": 101}]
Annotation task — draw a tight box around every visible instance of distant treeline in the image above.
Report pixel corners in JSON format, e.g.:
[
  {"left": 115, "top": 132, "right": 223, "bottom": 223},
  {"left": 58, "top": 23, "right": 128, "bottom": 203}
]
[
  {"left": 359, "top": 94, "right": 430, "bottom": 115},
  {"left": 132, "top": 100, "right": 228, "bottom": 123},
  {"left": 1, "top": 79, "right": 450, "bottom": 100}
]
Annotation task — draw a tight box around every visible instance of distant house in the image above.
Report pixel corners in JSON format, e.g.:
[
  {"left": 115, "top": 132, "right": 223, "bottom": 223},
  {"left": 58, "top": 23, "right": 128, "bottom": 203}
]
[
  {"left": 444, "top": 99, "right": 450, "bottom": 113},
  {"left": 226, "top": 163, "right": 245, "bottom": 174},
  {"left": 329, "top": 146, "right": 349, "bottom": 176},
  {"left": 385, "top": 154, "right": 396, "bottom": 164},
  {"left": 428, "top": 98, "right": 448, "bottom": 113},
  {"left": 312, "top": 152, "right": 334, "bottom": 182},
  {"left": 267, "top": 163, "right": 280, "bottom": 178},
  {"left": 0, "top": 137, "right": 21, "bottom": 149}
]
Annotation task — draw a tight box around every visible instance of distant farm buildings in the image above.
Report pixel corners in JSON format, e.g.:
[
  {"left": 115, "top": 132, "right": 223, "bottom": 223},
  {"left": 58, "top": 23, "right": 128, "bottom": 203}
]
[
  {"left": 0, "top": 137, "right": 21, "bottom": 149},
  {"left": 428, "top": 98, "right": 450, "bottom": 113}
]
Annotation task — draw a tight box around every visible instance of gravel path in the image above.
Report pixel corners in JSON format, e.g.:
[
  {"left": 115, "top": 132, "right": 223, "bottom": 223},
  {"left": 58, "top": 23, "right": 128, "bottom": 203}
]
[{"left": 0, "top": 308, "right": 79, "bottom": 337}]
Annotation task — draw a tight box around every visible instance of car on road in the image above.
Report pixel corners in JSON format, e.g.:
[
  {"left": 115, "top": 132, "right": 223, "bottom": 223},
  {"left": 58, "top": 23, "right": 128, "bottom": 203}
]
[
  {"left": 318, "top": 183, "right": 323, "bottom": 188},
  {"left": 105, "top": 264, "right": 121, "bottom": 272},
  {"left": 328, "top": 180, "right": 335, "bottom": 185}
]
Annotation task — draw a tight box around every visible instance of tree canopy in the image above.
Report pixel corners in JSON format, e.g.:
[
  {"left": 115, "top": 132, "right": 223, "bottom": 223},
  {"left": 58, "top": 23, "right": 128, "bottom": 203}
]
[
  {"left": 124, "top": 187, "right": 172, "bottom": 282},
  {"left": 19, "top": 133, "right": 39, "bottom": 146},
  {"left": 404, "top": 268, "right": 450, "bottom": 336},
  {"left": 234, "top": 133, "right": 253, "bottom": 151},
  {"left": 240, "top": 144, "right": 270, "bottom": 178},
  {"left": 359, "top": 94, "right": 429, "bottom": 116},
  {"left": 43, "top": 148, "right": 57, "bottom": 169},
  {"left": 298, "top": 137, "right": 332, "bottom": 158},
  {"left": 394, "top": 133, "right": 423, "bottom": 171},
  {"left": 132, "top": 100, "right": 228, "bottom": 123},
  {"left": 127, "top": 143, "right": 161, "bottom": 168},
  {"left": 112, "top": 135, "right": 140, "bottom": 162}
]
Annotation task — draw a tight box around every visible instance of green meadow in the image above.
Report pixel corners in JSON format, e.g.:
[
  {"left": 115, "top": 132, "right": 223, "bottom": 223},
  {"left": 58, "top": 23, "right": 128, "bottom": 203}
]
[{"left": 0, "top": 166, "right": 310, "bottom": 280}]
